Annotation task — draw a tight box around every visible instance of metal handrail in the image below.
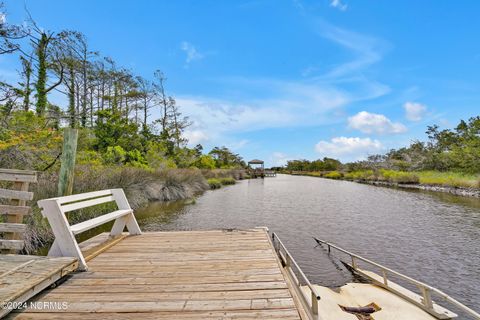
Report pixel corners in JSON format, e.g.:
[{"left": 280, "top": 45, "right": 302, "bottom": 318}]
[
  {"left": 272, "top": 233, "right": 321, "bottom": 319},
  {"left": 314, "top": 237, "right": 480, "bottom": 320}
]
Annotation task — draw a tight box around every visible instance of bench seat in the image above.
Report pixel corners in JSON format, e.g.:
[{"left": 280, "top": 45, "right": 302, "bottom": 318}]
[{"left": 70, "top": 209, "right": 133, "bottom": 235}]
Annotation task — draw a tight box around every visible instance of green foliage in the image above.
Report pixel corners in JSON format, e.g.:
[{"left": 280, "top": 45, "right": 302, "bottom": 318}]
[
  {"left": 286, "top": 157, "right": 341, "bottom": 172},
  {"left": 0, "top": 111, "right": 62, "bottom": 170},
  {"left": 125, "top": 149, "right": 148, "bottom": 168},
  {"left": 35, "top": 33, "right": 48, "bottom": 116},
  {"left": 194, "top": 155, "right": 216, "bottom": 169},
  {"left": 103, "top": 146, "right": 126, "bottom": 165},
  {"left": 343, "top": 170, "right": 375, "bottom": 181},
  {"left": 324, "top": 171, "right": 342, "bottom": 179},
  {"left": 207, "top": 178, "right": 222, "bottom": 189},
  {"left": 144, "top": 141, "right": 177, "bottom": 169},
  {"left": 76, "top": 150, "right": 103, "bottom": 166},
  {"left": 379, "top": 169, "right": 419, "bottom": 184},
  {"left": 416, "top": 171, "right": 479, "bottom": 188},
  {"left": 209, "top": 146, "right": 245, "bottom": 168},
  {"left": 219, "top": 177, "right": 236, "bottom": 185},
  {"left": 94, "top": 110, "right": 143, "bottom": 152},
  {"left": 103, "top": 146, "right": 147, "bottom": 168}
]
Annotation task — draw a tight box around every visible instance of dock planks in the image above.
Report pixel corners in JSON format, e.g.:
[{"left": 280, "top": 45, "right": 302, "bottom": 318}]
[
  {"left": 7, "top": 229, "right": 305, "bottom": 319},
  {"left": 0, "top": 255, "right": 78, "bottom": 318}
]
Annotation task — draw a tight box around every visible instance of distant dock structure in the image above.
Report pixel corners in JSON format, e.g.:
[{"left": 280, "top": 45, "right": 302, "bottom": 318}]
[{"left": 248, "top": 159, "right": 276, "bottom": 178}]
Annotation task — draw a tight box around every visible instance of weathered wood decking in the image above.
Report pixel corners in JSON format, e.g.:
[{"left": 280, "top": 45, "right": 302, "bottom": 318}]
[
  {"left": 0, "top": 255, "right": 78, "bottom": 318},
  {"left": 6, "top": 229, "right": 307, "bottom": 319}
]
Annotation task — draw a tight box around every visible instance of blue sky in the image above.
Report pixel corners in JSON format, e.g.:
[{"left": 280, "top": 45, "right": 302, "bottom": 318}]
[{"left": 2, "top": 0, "right": 480, "bottom": 166}]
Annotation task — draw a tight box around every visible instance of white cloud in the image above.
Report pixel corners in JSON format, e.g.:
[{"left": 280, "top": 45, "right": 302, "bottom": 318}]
[
  {"left": 184, "top": 129, "right": 209, "bottom": 145},
  {"left": 330, "top": 0, "right": 347, "bottom": 11},
  {"left": 404, "top": 102, "right": 427, "bottom": 121},
  {"left": 348, "top": 111, "right": 407, "bottom": 134},
  {"left": 315, "top": 136, "right": 383, "bottom": 161},
  {"left": 180, "top": 41, "right": 204, "bottom": 65}
]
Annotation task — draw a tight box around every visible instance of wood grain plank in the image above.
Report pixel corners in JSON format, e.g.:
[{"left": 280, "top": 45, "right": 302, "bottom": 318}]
[
  {"left": 37, "top": 289, "right": 293, "bottom": 302},
  {"left": 0, "top": 172, "right": 37, "bottom": 183},
  {"left": 0, "top": 223, "right": 27, "bottom": 233},
  {"left": 49, "top": 281, "right": 290, "bottom": 294},
  {"left": 0, "top": 240, "right": 24, "bottom": 250},
  {"left": 19, "top": 298, "right": 296, "bottom": 313},
  {"left": 0, "top": 188, "right": 33, "bottom": 201},
  {"left": 7, "top": 309, "right": 301, "bottom": 319},
  {"left": 0, "top": 205, "right": 30, "bottom": 216}
]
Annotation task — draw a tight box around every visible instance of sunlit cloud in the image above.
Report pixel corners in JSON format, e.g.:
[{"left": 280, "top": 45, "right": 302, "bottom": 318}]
[
  {"left": 315, "top": 136, "right": 383, "bottom": 161},
  {"left": 348, "top": 111, "right": 407, "bottom": 134}
]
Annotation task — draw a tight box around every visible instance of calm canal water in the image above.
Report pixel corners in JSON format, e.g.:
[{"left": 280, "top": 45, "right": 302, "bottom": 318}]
[{"left": 135, "top": 174, "right": 480, "bottom": 317}]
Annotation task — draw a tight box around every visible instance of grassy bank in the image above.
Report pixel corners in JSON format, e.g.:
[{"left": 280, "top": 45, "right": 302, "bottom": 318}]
[
  {"left": 19, "top": 166, "right": 242, "bottom": 253},
  {"left": 207, "top": 177, "right": 236, "bottom": 189},
  {"left": 291, "top": 169, "right": 480, "bottom": 189}
]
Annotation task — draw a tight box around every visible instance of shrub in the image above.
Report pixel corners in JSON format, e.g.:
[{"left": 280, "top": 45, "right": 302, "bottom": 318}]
[
  {"left": 207, "top": 178, "right": 222, "bottom": 189},
  {"left": 324, "top": 171, "right": 342, "bottom": 179},
  {"left": 125, "top": 149, "right": 148, "bottom": 168},
  {"left": 195, "top": 155, "right": 216, "bottom": 169},
  {"left": 103, "top": 145, "right": 126, "bottom": 165},
  {"left": 219, "top": 177, "right": 236, "bottom": 185}
]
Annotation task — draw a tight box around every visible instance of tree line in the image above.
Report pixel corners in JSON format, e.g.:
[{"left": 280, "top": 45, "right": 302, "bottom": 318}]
[
  {"left": 0, "top": 3, "right": 245, "bottom": 170},
  {"left": 285, "top": 116, "right": 480, "bottom": 174}
]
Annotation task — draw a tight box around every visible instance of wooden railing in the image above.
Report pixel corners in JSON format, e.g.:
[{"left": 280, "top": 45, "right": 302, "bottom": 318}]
[
  {"left": 272, "top": 233, "right": 321, "bottom": 320},
  {"left": 0, "top": 168, "right": 37, "bottom": 253},
  {"left": 38, "top": 189, "right": 141, "bottom": 271},
  {"left": 314, "top": 237, "right": 480, "bottom": 320}
]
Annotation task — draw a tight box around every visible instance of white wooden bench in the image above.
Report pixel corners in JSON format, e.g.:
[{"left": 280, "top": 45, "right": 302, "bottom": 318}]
[{"left": 38, "top": 189, "right": 141, "bottom": 271}]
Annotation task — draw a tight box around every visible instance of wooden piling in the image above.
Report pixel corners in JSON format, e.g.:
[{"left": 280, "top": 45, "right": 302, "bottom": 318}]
[{"left": 58, "top": 128, "right": 79, "bottom": 197}]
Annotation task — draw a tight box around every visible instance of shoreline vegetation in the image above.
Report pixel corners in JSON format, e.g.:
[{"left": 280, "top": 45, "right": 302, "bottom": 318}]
[
  {"left": 287, "top": 170, "right": 480, "bottom": 198},
  {"left": 280, "top": 116, "right": 480, "bottom": 198}
]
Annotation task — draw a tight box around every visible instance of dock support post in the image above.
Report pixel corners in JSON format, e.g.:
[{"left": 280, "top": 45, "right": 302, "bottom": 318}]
[{"left": 58, "top": 128, "right": 78, "bottom": 197}]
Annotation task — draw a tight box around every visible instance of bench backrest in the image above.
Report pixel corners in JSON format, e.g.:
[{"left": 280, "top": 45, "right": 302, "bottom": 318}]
[
  {"left": 0, "top": 168, "right": 37, "bottom": 253},
  {"left": 38, "top": 188, "right": 141, "bottom": 271},
  {"left": 50, "top": 189, "right": 125, "bottom": 212}
]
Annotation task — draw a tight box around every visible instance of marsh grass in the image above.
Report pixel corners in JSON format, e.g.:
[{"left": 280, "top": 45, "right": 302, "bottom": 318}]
[
  {"left": 298, "top": 169, "right": 478, "bottom": 188},
  {"left": 416, "top": 171, "right": 479, "bottom": 188},
  {"left": 207, "top": 178, "right": 222, "bottom": 189},
  {"left": 324, "top": 171, "right": 342, "bottom": 179},
  {"left": 219, "top": 177, "right": 236, "bottom": 185},
  {"left": 202, "top": 169, "right": 247, "bottom": 180}
]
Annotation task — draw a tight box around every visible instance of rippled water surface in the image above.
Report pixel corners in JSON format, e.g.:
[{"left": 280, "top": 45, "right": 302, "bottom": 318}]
[{"left": 135, "top": 174, "right": 480, "bottom": 316}]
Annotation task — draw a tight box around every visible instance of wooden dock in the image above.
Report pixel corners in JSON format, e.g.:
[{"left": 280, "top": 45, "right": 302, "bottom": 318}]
[
  {"left": 6, "top": 229, "right": 308, "bottom": 319},
  {"left": 0, "top": 255, "right": 78, "bottom": 318}
]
